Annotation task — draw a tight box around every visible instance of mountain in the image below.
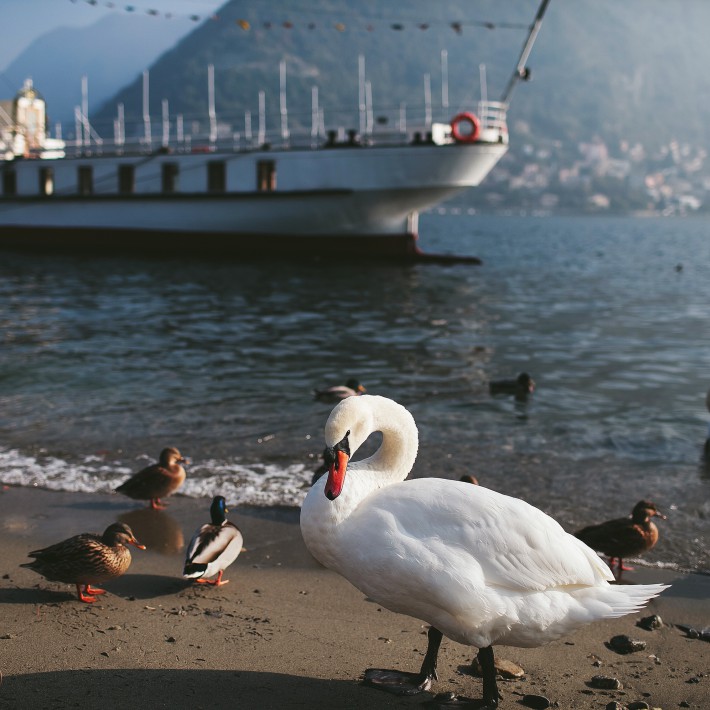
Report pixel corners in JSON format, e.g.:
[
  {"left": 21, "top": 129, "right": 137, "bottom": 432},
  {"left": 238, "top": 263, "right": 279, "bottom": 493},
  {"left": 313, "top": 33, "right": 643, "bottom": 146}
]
[
  {"left": 7, "top": 0, "right": 710, "bottom": 154},
  {"left": 2, "top": 12, "right": 198, "bottom": 124}
]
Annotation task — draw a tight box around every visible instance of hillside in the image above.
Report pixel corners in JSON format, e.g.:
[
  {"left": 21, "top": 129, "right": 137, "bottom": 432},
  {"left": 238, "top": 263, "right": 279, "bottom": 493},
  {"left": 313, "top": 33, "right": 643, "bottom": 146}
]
[{"left": 85, "top": 0, "right": 710, "bottom": 154}]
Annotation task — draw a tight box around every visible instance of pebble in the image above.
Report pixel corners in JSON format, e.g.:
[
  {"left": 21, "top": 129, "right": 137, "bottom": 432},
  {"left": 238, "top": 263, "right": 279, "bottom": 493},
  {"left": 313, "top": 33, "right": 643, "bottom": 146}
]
[
  {"left": 521, "top": 694, "right": 552, "bottom": 709},
  {"left": 471, "top": 657, "right": 525, "bottom": 679},
  {"left": 605, "top": 703, "right": 624, "bottom": 710},
  {"left": 637, "top": 614, "right": 663, "bottom": 631},
  {"left": 608, "top": 634, "right": 647, "bottom": 654},
  {"left": 626, "top": 702, "right": 650, "bottom": 710},
  {"left": 590, "top": 675, "right": 623, "bottom": 690}
]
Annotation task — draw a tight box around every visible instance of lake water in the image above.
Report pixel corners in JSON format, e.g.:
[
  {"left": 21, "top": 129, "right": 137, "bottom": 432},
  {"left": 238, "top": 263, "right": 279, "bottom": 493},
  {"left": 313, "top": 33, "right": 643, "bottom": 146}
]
[{"left": 1, "top": 213, "right": 708, "bottom": 572}]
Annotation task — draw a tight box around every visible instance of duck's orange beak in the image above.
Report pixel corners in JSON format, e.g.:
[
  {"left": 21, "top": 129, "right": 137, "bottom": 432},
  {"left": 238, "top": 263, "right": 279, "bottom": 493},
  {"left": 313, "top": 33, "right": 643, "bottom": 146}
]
[
  {"left": 129, "top": 536, "right": 147, "bottom": 550},
  {"left": 654, "top": 509, "right": 667, "bottom": 520},
  {"left": 325, "top": 450, "right": 349, "bottom": 501}
]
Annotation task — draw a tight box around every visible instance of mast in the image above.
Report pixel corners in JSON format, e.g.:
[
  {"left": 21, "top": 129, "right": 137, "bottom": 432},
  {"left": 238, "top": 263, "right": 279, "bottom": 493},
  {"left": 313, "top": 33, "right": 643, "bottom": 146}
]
[{"left": 500, "top": 0, "right": 551, "bottom": 105}]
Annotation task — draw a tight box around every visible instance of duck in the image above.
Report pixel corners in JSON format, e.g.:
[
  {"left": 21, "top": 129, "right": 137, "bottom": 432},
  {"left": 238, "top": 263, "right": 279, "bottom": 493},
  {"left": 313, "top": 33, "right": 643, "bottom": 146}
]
[
  {"left": 115, "top": 447, "right": 187, "bottom": 510},
  {"left": 489, "top": 372, "right": 535, "bottom": 400},
  {"left": 300, "top": 395, "right": 668, "bottom": 707},
  {"left": 21, "top": 522, "right": 145, "bottom": 603},
  {"left": 313, "top": 378, "right": 366, "bottom": 404},
  {"left": 574, "top": 500, "right": 666, "bottom": 574},
  {"left": 183, "top": 496, "right": 243, "bottom": 586}
]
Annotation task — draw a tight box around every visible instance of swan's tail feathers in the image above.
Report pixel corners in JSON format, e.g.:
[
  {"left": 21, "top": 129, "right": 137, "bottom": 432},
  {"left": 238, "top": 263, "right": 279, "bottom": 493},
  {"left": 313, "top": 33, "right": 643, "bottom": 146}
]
[
  {"left": 604, "top": 583, "right": 670, "bottom": 618},
  {"left": 183, "top": 562, "right": 208, "bottom": 579}
]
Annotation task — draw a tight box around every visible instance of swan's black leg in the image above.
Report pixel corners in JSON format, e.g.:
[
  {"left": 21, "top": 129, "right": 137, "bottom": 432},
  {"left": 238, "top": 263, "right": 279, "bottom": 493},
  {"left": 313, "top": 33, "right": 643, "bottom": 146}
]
[
  {"left": 363, "top": 626, "right": 443, "bottom": 695},
  {"left": 476, "top": 645, "right": 500, "bottom": 708}
]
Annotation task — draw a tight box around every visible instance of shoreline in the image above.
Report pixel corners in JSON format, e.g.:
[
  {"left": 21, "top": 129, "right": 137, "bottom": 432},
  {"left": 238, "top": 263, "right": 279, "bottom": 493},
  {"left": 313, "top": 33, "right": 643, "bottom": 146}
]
[{"left": 1, "top": 486, "right": 708, "bottom": 709}]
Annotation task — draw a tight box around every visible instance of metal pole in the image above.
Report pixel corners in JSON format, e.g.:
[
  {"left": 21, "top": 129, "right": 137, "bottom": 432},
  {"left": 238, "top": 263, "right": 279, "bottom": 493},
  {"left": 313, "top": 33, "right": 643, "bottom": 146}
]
[
  {"left": 258, "top": 90, "right": 266, "bottom": 145},
  {"left": 142, "top": 70, "right": 151, "bottom": 146},
  {"left": 81, "top": 75, "right": 89, "bottom": 148},
  {"left": 500, "top": 0, "right": 552, "bottom": 105},
  {"left": 365, "top": 80, "right": 373, "bottom": 135},
  {"left": 441, "top": 49, "right": 449, "bottom": 109},
  {"left": 280, "top": 59, "right": 289, "bottom": 143},
  {"left": 311, "top": 86, "right": 319, "bottom": 145},
  {"left": 208, "top": 63, "right": 217, "bottom": 143},
  {"left": 358, "top": 55, "right": 366, "bottom": 135},
  {"left": 424, "top": 73, "right": 432, "bottom": 129},
  {"left": 162, "top": 99, "right": 169, "bottom": 147}
]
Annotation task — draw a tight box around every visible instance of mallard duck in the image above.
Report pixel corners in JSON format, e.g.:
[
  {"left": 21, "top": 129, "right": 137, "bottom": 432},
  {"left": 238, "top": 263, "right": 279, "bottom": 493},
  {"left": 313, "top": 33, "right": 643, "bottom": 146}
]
[
  {"left": 183, "top": 496, "right": 243, "bottom": 586},
  {"left": 21, "top": 522, "right": 145, "bottom": 603},
  {"left": 574, "top": 500, "right": 666, "bottom": 573},
  {"left": 300, "top": 396, "right": 667, "bottom": 705},
  {"left": 115, "top": 447, "right": 187, "bottom": 509},
  {"left": 313, "top": 378, "right": 366, "bottom": 403},
  {"left": 489, "top": 372, "right": 535, "bottom": 400}
]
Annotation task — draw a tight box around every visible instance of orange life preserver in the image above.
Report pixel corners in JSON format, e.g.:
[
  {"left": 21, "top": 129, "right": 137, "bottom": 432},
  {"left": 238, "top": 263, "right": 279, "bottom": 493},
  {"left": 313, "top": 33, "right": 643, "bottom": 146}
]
[{"left": 450, "top": 112, "right": 481, "bottom": 143}]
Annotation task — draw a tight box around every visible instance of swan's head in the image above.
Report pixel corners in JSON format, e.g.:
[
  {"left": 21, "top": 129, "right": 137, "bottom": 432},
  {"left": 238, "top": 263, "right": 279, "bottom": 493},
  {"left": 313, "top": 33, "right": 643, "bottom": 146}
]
[{"left": 322, "top": 395, "right": 374, "bottom": 500}]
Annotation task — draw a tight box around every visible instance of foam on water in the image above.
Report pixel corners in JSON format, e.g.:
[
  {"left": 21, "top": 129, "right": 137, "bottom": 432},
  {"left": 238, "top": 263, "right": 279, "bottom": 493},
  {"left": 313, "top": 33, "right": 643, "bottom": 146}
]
[{"left": 0, "top": 447, "right": 312, "bottom": 507}]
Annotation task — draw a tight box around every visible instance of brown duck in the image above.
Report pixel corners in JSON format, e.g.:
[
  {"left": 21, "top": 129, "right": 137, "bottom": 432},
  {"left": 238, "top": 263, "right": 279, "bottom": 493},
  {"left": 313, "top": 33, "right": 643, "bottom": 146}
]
[
  {"left": 21, "top": 522, "right": 145, "bottom": 603},
  {"left": 116, "top": 447, "right": 187, "bottom": 509},
  {"left": 574, "top": 500, "right": 666, "bottom": 573}
]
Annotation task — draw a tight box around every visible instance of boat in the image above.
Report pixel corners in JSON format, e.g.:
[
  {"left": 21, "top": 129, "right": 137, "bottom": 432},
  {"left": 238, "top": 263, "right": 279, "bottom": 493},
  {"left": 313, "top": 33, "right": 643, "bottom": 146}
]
[{"left": 0, "top": 1, "right": 550, "bottom": 262}]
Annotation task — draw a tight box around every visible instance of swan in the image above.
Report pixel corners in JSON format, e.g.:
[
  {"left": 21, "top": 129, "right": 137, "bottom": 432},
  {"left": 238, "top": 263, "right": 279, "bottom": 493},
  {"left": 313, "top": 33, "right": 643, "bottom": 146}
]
[{"left": 300, "top": 395, "right": 669, "bottom": 708}]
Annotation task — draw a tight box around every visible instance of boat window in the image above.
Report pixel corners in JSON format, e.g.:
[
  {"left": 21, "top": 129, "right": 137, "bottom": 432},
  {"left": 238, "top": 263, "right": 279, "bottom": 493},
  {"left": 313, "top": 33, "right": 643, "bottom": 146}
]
[
  {"left": 2, "top": 169, "right": 17, "bottom": 196},
  {"left": 78, "top": 166, "right": 93, "bottom": 196},
  {"left": 162, "top": 163, "right": 179, "bottom": 193},
  {"left": 39, "top": 167, "right": 54, "bottom": 196},
  {"left": 257, "top": 160, "right": 276, "bottom": 192},
  {"left": 207, "top": 161, "right": 226, "bottom": 193},
  {"left": 118, "top": 165, "right": 135, "bottom": 194}
]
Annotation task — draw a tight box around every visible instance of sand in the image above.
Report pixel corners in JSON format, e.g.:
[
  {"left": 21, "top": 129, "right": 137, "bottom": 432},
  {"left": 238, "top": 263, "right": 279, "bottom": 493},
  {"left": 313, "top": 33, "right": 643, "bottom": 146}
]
[{"left": 0, "top": 486, "right": 708, "bottom": 709}]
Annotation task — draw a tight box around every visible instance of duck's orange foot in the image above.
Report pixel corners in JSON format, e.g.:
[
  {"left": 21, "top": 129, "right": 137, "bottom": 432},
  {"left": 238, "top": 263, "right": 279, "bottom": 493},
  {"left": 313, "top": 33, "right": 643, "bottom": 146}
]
[
  {"left": 149, "top": 499, "right": 167, "bottom": 510},
  {"left": 85, "top": 585, "right": 107, "bottom": 596},
  {"left": 195, "top": 571, "right": 229, "bottom": 586},
  {"left": 76, "top": 585, "right": 97, "bottom": 603}
]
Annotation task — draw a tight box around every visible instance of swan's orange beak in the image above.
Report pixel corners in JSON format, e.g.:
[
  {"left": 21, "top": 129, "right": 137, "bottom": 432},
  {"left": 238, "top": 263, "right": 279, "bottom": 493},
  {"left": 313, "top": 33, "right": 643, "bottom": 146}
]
[{"left": 325, "top": 450, "right": 349, "bottom": 501}]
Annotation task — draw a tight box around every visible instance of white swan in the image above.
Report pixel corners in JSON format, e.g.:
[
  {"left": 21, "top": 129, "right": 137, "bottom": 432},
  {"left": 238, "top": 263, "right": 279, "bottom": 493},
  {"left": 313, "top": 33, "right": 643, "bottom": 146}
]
[{"left": 300, "top": 395, "right": 669, "bottom": 708}]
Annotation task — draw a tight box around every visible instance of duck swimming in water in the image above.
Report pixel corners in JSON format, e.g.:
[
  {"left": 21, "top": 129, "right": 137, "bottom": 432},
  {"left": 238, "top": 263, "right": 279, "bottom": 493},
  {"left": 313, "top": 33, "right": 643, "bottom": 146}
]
[
  {"left": 574, "top": 500, "right": 666, "bottom": 574},
  {"left": 183, "top": 496, "right": 243, "bottom": 586},
  {"left": 489, "top": 372, "right": 535, "bottom": 400},
  {"left": 115, "top": 447, "right": 187, "bottom": 510},
  {"left": 313, "top": 378, "right": 366, "bottom": 404},
  {"left": 21, "top": 522, "right": 145, "bottom": 603},
  {"left": 300, "top": 395, "right": 668, "bottom": 707}
]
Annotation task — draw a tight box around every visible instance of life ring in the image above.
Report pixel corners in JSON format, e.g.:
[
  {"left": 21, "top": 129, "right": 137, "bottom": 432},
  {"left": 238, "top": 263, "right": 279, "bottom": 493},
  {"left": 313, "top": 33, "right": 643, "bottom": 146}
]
[{"left": 450, "top": 112, "right": 481, "bottom": 143}]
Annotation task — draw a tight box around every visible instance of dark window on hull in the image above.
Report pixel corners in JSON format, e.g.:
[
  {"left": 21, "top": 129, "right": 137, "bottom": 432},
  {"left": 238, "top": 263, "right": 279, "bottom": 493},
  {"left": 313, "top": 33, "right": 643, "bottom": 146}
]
[
  {"left": 118, "top": 165, "right": 135, "bottom": 194},
  {"left": 2, "top": 169, "right": 17, "bottom": 196},
  {"left": 257, "top": 160, "right": 276, "bottom": 192},
  {"left": 78, "top": 166, "right": 93, "bottom": 196},
  {"left": 162, "top": 163, "right": 179, "bottom": 193},
  {"left": 207, "top": 161, "right": 226, "bottom": 193}
]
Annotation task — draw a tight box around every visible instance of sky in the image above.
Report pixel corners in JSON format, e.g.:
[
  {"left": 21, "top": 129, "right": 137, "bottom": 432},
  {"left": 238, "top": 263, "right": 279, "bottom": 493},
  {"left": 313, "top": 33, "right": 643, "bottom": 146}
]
[{"left": 1, "top": 0, "right": 223, "bottom": 71}]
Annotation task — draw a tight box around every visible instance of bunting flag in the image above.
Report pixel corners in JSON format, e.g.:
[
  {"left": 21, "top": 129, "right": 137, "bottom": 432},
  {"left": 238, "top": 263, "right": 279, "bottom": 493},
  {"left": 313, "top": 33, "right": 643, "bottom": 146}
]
[{"left": 68, "top": 0, "right": 530, "bottom": 32}]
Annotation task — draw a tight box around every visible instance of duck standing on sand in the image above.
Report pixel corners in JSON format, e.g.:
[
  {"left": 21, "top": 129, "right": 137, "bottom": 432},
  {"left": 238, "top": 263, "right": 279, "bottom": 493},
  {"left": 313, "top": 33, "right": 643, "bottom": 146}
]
[
  {"left": 574, "top": 500, "right": 666, "bottom": 574},
  {"left": 489, "top": 372, "right": 535, "bottom": 400},
  {"left": 313, "top": 378, "right": 366, "bottom": 404},
  {"left": 183, "top": 496, "right": 243, "bottom": 586},
  {"left": 21, "top": 522, "right": 145, "bottom": 603},
  {"left": 300, "top": 395, "right": 668, "bottom": 707},
  {"left": 115, "top": 447, "right": 187, "bottom": 510}
]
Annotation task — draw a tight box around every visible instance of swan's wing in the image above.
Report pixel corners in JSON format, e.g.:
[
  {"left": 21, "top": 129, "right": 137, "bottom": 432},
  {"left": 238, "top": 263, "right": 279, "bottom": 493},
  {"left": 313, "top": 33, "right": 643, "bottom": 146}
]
[{"left": 348, "top": 479, "right": 613, "bottom": 594}]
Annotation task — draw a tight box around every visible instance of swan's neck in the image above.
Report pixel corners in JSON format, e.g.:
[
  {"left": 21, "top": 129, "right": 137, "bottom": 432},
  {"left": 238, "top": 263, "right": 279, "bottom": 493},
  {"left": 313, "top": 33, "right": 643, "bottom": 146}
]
[{"left": 301, "top": 397, "right": 418, "bottom": 567}]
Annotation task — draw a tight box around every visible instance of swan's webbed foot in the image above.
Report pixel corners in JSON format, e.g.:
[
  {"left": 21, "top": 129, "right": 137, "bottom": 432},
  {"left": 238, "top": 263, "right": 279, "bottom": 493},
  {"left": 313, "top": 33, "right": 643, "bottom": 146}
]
[
  {"left": 363, "top": 626, "right": 443, "bottom": 696},
  {"left": 363, "top": 668, "right": 437, "bottom": 695}
]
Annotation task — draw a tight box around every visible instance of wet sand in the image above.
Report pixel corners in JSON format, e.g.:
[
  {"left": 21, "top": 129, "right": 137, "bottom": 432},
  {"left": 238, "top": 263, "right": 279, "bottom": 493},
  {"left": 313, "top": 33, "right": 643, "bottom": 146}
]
[{"left": 1, "top": 486, "right": 708, "bottom": 709}]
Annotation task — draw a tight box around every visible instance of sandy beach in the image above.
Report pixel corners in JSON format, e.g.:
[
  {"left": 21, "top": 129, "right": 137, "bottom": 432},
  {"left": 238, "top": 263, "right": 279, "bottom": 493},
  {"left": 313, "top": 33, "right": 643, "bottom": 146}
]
[{"left": 0, "top": 486, "right": 708, "bottom": 709}]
